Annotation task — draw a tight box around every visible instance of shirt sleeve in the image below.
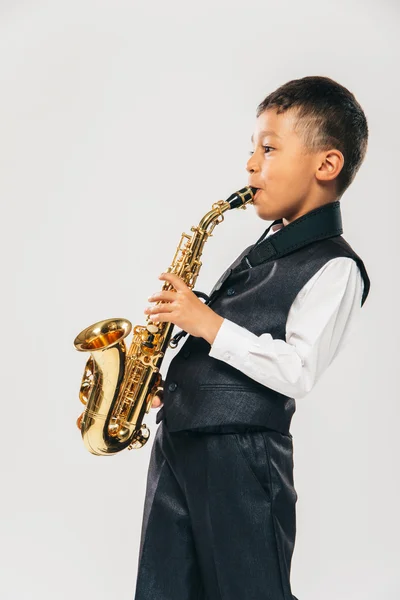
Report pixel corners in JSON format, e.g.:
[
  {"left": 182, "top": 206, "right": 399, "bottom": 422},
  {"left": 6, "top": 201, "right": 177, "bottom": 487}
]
[{"left": 208, "top": 257, "right": 365, "bottom": 399}]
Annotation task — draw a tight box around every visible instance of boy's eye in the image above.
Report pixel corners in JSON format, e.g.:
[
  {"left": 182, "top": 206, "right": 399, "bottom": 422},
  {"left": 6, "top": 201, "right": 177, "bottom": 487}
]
[{"left": 248, "top": 146, "right": 273, "bottom": 156}]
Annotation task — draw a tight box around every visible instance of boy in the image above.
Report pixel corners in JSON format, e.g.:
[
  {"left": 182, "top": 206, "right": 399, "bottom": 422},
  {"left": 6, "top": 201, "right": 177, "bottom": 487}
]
[{"left": 134, "top": 75, "right": 370, "bottom": 600}]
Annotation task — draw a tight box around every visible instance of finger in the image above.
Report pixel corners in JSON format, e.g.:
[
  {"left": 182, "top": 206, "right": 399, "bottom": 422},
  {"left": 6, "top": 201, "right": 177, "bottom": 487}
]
[
  {"left": 147, "top": 290, "right": 178, "bottom": 302},
  {"left": 144, "top": 304, "right": 175, "bottom": 317},
  {"left": 158, "top": 272, "right": 190, "bottom": 292},
  {"left": 146, "top": 313, "right": 167, "bottom": 324}
]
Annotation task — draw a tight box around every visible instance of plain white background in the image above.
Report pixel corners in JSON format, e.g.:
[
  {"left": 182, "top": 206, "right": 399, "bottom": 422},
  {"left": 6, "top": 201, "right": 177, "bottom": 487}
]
[{"left": 2, "top": 1, "right": 399, "bottom": 599}]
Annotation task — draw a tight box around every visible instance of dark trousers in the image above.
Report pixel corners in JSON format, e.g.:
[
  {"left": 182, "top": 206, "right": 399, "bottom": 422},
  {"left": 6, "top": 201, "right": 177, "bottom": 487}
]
[{"left": 134, "top": 418, "right": 299, "bottom": 600}]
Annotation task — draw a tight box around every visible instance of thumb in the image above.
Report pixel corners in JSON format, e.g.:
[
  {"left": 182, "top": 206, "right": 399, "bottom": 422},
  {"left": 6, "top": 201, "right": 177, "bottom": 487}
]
[{"left": 151, "top": 379, "right": 164, "bottom": 408}]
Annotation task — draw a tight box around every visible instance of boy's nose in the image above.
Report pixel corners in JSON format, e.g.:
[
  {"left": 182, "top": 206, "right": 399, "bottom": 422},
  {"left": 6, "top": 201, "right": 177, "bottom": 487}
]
[
  {"left": 246, "top": 157, "right": 260, "bottom": 173},
  {"left": 246, "top": 151, "right": 261, "bottom": 174}
]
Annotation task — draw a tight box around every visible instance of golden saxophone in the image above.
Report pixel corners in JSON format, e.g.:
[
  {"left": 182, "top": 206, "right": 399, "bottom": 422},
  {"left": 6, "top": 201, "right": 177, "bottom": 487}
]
[{"left": 74, "top": 186, "right": 257, "bottom": 456}]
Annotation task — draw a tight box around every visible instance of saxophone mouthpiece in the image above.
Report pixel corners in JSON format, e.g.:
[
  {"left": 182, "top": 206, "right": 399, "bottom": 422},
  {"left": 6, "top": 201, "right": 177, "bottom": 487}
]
[{"left": 226, "top": 186, "right": 258, "bottom": 209}]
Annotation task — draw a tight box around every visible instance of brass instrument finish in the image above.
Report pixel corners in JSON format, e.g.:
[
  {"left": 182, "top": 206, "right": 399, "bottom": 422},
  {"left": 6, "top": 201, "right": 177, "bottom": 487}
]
[{"left": 74, "top": 186, "right": 257, "bottom": 456}]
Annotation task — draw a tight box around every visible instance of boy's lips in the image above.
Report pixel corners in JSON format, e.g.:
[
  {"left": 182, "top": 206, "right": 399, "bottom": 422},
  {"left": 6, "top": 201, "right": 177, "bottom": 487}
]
[{"left": 254, "top": 188, "right": 263, "bottom": 201}]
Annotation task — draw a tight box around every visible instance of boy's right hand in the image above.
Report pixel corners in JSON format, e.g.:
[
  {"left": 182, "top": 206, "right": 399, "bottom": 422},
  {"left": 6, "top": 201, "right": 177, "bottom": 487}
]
[{"left": 151, "top": 379, "right": 164, "bottom": 408}]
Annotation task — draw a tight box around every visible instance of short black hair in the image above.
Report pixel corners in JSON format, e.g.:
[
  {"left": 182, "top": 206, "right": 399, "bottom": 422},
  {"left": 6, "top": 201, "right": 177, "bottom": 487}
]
[{"left": 256, "top": 75, "right": 368, "bottom": 198}]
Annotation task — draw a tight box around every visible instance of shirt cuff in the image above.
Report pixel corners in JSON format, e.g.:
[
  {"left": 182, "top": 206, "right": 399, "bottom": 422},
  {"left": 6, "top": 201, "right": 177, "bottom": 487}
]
[{"left": 209, "top": 318, "right": 275, "bottom": 364}]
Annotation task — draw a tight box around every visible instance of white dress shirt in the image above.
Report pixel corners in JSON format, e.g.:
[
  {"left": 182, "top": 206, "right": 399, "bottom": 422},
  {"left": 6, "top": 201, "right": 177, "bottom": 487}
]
[{"left": 208, "top": 223, "right": 365, "bottom": 399}]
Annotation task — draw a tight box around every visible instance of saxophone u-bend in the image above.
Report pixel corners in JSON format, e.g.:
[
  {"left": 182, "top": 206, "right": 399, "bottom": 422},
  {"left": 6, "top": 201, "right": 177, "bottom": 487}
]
[{"left": 73, "top": 186, "right": 257, "bottom": 456}]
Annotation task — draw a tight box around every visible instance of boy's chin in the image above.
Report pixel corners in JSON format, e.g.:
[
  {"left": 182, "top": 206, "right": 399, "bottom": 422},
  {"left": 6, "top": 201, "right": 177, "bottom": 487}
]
[{"left": 253, "top": 203, "right": 279, "bottom": 221}]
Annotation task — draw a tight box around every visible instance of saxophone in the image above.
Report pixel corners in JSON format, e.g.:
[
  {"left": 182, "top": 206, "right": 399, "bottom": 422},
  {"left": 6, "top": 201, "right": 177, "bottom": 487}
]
[{"left": 74, "top": 185, "right": 257, "bottom": 456}]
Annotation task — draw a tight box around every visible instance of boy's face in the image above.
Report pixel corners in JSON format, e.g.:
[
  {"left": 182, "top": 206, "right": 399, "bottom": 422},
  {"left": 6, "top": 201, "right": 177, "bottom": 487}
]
[{"left": 247, "top": 108, "right": 329, "bottom": 224}]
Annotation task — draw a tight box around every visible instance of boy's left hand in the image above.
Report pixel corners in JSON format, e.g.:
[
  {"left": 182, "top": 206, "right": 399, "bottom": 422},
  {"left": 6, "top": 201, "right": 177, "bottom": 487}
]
[{"left": 144, "top": 272, "right": 224, "bottom": 346}]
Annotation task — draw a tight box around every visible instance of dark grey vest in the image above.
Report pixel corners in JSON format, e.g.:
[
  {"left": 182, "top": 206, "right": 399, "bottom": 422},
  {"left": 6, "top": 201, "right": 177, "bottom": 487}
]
[{"left": 156, "top": 201, "right": 370, "bottom": 434}]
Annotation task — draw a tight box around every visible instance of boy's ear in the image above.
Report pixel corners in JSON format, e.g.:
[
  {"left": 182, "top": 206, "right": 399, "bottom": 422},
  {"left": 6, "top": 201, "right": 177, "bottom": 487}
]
[{"left": 315, "top": 149, "right": 344, "bottom": 184}]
